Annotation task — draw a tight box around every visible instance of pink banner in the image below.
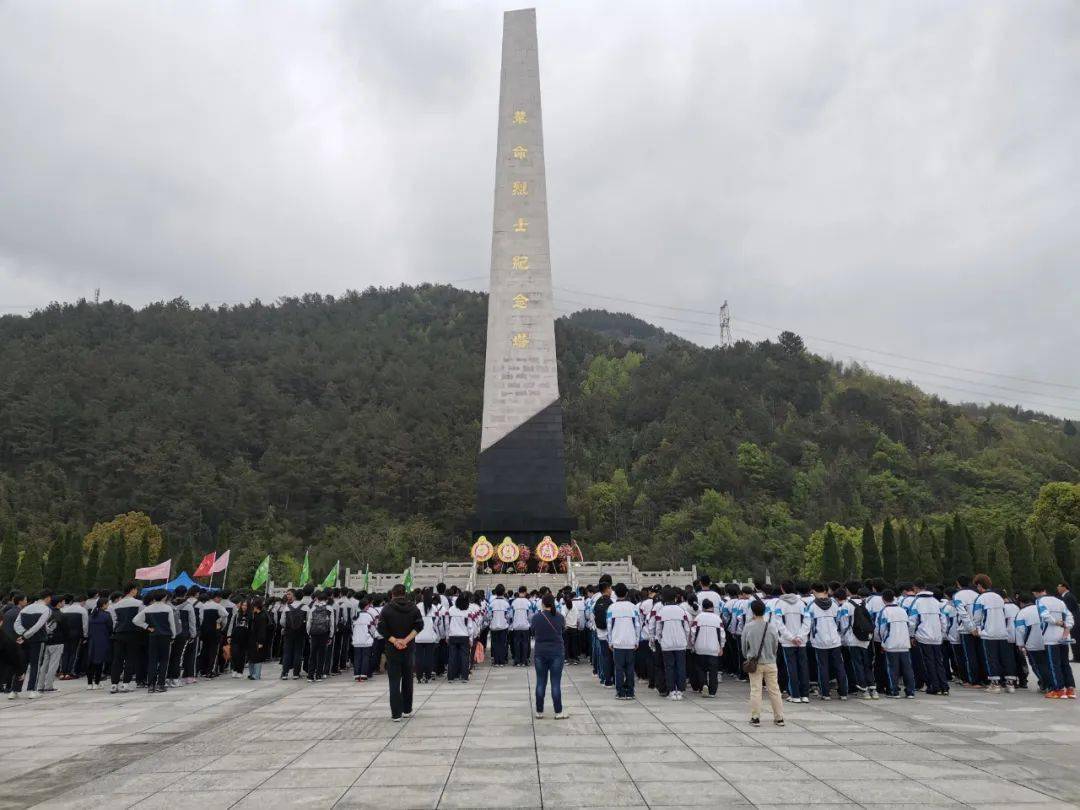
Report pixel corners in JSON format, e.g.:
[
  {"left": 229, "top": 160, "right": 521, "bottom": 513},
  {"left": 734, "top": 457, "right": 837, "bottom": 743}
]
[
  {"left": 210, "top": 549, "right": 230, "bottom": 573},
  {"left": 135, "top": 559, "right": 171, "bottom": 581}
]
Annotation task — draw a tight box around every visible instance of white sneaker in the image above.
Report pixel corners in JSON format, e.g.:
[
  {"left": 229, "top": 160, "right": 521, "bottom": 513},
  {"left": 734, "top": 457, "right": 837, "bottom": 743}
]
[
  {"left": 554, "top": 711, "right": 569, "bottom": 719},
  {"left": 402, "top": 712, "right": 413, "bottom": 719},
  {"left": 786, "top": 696, "right": 801, "bottom": 703},
  {"left": 1005, "top": 684, "right": 1015, "bottom": 694},
  {"left": 109, "top": 685, "right": 119, "bottom": 694},
  {"left": 667, "top": 693, "right": 679, "bottom": 701},
  {"left": 5, "top": 692, "right": 16, "bottom": 700},
  {"left": 800, "top": 696, "right": 810, "bottom": 703},
  {"left": 86, "top": 684, "right": 94, "bottom": 690},
  {"left": 535, "top": 711, "right": 544, "bottom": 718},
  {"left": 986, "top": 684, "right": 1002, "bottom": 694},
  {"left": 26, "top": 691, "right": 39, "bottom": 699}
]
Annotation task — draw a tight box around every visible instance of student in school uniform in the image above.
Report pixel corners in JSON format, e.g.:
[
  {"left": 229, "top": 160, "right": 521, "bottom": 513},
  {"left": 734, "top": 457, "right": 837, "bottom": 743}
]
[
  {"left": 592, "top": 582, "right": 614, "bottom": 687},
  {"left": 655, "top": 588, "right": 691, "bottom": 700},
  {"left": 558, "top": 592, "right": 580, "bottom": 665},
  {"left": 838, "top": 588, "right": 875, "bottom": 699},
  {"left": 807, "top": 584, "right": 848, "bottom": 700},
  {"left": 1033, "top": 585, "right": 1076, "bottom": 699},
  {"left": 36, "top": 595, "right": 66, "bottom": 693},
  {"left": 279, "top": 589, "right": 307, "bottom": 680},
  {"left": 413, "top": 590, "right": 439, "bottom": 683},
  {"left": 59, "top": 594, "right": 88, "bottom": 680},
  {"left": 690, "top": 598, "right": 724, "bottom": 697},
  {"left": 133, "top": 589, "right": 178, "bottom": 693},
  {"left": 351, "top": 596, "right": 376, "bottom": 681},
  {"left": 509, "top": 587, "right": 533, "bottom": 667},
  {"left": 952, "top": 575, "right": 985, "bottom": 687},
  {"left": 607, "top": 583, "right": 640, "bottom": 700},
  {"left": 168, "top": 586, "right": 196, "bottom": 689},
  {"left": 305, "top": 592, "right": 335, "bottom": 683},
  {"left": 1014, "top": 592, "right": 1048, "bottom": 691},
  {"left": 446, "top": 594, "right": 474, "bottom": 683},
  {"left": 14, "top": 590, "right": 55, "bottom": 699},
  {"left": 970, "top": 574, "right": 1016, "bottom": 693},
  {"left": 775, "top": 581, "right": 811, "bottom": 703},
  {"left": 878, "top": 590, "right": 916, "bottom": 698},
  {"left": 909, "top": 583, "right": 949, "bottom": 695},
  {"left": 488, "top": 585, "right": 511, "bottom": 667}
]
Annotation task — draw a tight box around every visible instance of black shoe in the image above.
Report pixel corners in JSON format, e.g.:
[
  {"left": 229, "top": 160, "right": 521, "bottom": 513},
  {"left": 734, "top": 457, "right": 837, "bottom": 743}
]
[{"left": 749, "top": 717, "right": 761, "bottom": 726}]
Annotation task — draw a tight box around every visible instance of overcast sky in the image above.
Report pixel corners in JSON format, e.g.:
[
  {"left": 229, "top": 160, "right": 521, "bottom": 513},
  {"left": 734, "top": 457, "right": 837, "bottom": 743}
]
[{"left": 1, "top": 1, "right": 1078, "bottom": 418}]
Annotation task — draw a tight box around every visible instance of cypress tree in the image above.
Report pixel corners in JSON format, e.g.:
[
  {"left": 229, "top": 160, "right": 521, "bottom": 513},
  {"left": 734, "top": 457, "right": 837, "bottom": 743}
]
[
  {"left": 927, "top": 526, "right": 942, "bottom": 584},
  {"left": 57, "top": 531, "right": 85, "bottom": 594},
  {"left": 942, "top": 524, "right": 954, "bottom": 583},
  {"left": 881, "top": 518, "right": 898, "bottom": 584},
  {"left": 861, "top": 520, "right": 882, "bottom": 579},
  {"left": 950, "top": 515, "right": 973, "bottom": 581},
  {"left": 0, "top": 527, "right": 18, "bottom": 592},
  {"left": 915, "top": 522, "right": 937, "bottom": 584},
  {"left": 841, "top": 540, "right": 858, "bottom": 580},
  {"left": 1033, "top": 531, "right": 1063, "bottom": 589},
  {"left": 1053, "top": 533, "right": 1074, "bottom": 587},
  {"left": 1006, "top": 525, "right": 1036, "bottom": 591},
  {"left": 138, "top": 535, "right": 150, "bottom": 569},
  {"left": 44, "top": 530, "right": 65, "bottom": 588},
  {"left": 987, "top": 535, "right": 1013, "bottom": 593},
  {"left": 897, "top": 522, "right": 919, "bottom": 581},
  {"left": 174, "top": 540, "right": 192, "bottom": 577},
  {"left": 14, "top": 549, "right": 43, "bottom": 593},
  {"left": 84, "top": 540, "right": 100, "bottom": 590},
  {"left": 100, "top": 532, "right": 124, "bottom": 591},
  {"left": 821, "top": 525, "right": 841, "bottom": 581}
]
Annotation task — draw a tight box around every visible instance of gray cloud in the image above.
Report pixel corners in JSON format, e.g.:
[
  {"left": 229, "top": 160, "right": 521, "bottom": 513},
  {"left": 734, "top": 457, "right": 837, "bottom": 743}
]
[{"left": 1, "top": 1, "right": 1078, "bottom": 417}]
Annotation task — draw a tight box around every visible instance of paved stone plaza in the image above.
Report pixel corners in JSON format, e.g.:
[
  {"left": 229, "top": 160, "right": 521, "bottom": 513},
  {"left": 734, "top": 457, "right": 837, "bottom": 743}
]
[{"left": 1, "top": 661, "right": 1079, "bottom": 809}]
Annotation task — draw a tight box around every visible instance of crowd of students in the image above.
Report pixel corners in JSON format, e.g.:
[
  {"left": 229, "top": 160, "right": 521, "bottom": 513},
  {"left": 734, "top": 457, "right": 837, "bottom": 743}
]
[
  {"left": 569, "top": 573, "right": 1077, "bottom": 707},
  {"left": 1, "top": 573, "right": 1076, "bottom": 720}
]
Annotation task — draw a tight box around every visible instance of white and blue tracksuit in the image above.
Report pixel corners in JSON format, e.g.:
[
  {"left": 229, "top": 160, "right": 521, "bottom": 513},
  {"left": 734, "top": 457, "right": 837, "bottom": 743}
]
[
  {"left": 908, "top": 591, "right": 949, "bottom": 694},
  {"left": 807, "top": 597, "right": 848, "bottom": 698},
  {"left": 878, "top": 604, "right": 916, "bottom": 697}
]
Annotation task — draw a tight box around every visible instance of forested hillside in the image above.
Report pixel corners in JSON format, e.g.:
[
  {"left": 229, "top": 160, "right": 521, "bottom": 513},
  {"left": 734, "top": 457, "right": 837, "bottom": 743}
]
[{"left": 0, "top": 284, "right": 1077, "bottom": 591}]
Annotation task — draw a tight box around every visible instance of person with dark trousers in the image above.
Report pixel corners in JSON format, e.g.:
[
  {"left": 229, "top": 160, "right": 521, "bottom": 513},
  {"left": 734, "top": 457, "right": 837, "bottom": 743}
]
[
  {"left": 59, "top": 595, "right": 88, "bottom": 679},
  {"left": 246, "top": 597, "right": 270, "bottom": 680},
  {"left": 14, "top": 590, "right": 55, "bottom": 699},
  {"left": 107, "top": 583, "right": 144, "bottom": 693},
  {"left": 592, "top": 582, "right": 614, "bottom": 687},
  {"left": 488, "top": 585, "right": 511, "bottom": 667},
  {"left": 377, "top": 584, "right": 424, "bottom": 721},
  {"left": 532, "top": 593, "right": 567, "bottom": 718},
  {"left": 133, "top": 589, "right": 177, "bottom": 693},
  {"left": 306, "top": 592, "right": 335, "bottom": 682},
  {"left": 1057, "top": 582, "right": 1080, "bottom": 662},
  {"left": 197, "top": 594, "right": 226, "bottom": 678},
  {"left": 279, "top": 590, "right": 306, "bottom": 680},
  {"left": 85, "top": 597, "right": 113, "bottom": 690},
  {"left": 1, "top": 592, "right": 27, "bottom": 697},
  {"left": 167, "top": 586, "right": 195, "bottom": 688}
]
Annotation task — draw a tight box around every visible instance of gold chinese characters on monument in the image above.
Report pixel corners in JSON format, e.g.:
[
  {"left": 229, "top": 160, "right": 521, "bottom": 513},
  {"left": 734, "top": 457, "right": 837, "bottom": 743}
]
[
  {"left": 511, "top": 255, "right": 529, "bottom": 271},
  {"left": 511, "top": 332, "right": 530, "bottom": 348},
  {"left": 513, "top": 217, "right": 528, "bottom": 232},
  {"left": 512, "top": 145, "right": 528, "bottom": 160},
  {"left": 512, "top": 110, "right": 527, "bottom": 124},
  {"left": 512, "top": 294, "right": 529, "bottom": 310}
]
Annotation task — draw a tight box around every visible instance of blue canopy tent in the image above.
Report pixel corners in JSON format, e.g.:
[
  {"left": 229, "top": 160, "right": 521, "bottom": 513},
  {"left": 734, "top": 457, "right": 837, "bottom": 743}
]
[{"left": 140, "top": 571, "right": 218, "bottom": 595}]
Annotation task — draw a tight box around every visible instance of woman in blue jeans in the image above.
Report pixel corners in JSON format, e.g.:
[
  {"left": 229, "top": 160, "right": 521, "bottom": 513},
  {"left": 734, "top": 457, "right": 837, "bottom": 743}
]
[{"left": 531, "top": 594, "right": 568, "bottom": 719}]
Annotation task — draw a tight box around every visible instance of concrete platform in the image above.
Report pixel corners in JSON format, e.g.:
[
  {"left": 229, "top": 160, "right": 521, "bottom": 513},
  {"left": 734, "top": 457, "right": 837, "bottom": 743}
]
[{"left": 0, "top": 660, "right": 1078, "bottom": 809}]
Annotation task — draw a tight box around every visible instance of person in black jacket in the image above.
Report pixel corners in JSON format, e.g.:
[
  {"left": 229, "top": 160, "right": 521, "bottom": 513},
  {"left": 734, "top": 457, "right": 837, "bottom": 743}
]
[
  {"left": 377, "top": 585, "right": 424, "bottom": 721},
  {"left": 108, "top": 582, "right": 144, "bottom": 693},
  {"left": 133, "top": 589, "right": 178, "bottom": 693},
  {"left": 246, "top": 597, "right": 270, "bottom": 680}
]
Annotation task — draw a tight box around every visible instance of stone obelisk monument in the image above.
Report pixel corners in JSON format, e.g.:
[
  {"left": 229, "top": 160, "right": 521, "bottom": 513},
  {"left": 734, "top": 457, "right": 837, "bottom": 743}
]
[{"left": 475, "top": 8, "right": 574, "bottom": 543}]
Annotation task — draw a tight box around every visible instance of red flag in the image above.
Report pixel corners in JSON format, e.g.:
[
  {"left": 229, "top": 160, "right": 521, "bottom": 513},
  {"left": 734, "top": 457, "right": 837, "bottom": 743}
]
[{"left": 193, "top": 551, "right": 216, "bottom": 577}]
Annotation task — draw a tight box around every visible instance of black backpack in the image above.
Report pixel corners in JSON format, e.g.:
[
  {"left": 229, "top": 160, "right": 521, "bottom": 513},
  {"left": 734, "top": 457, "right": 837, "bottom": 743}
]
[
  {"left": 852, "top": 602, "right": 874, "bottom": 642},
  {"left": 309, "top": 604, "right": 331, "bottom": 635},
  {"left": 285, "top": 606, "right": 305, "bottom": 632}
]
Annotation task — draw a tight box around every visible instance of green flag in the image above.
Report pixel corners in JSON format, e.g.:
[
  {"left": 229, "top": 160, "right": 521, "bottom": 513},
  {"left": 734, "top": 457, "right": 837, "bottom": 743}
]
[
  {"left": 299, "top": 550, "right": 310, "bottom": 586},
  {"left": 363, "top": 564, "right": 370, "bottom": 591},
  {"left": 251, "top": 555, "right": 270, "bottom": 591},
  {"left": 403, "top": 566, "right": 413, "bottom": 590},
  {"left": 321, "top": 560, "right": 339, "bottom": 589}
]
